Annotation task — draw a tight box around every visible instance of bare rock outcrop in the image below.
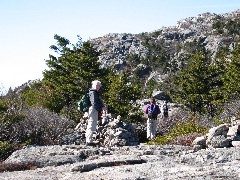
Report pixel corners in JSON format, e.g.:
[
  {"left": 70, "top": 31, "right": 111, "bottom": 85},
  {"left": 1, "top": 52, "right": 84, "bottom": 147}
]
[
  {"left": 2, "top": 144, "right": 240, "bottom": 179},
  {"left": 193, "top": 122, "right": 240, "bottom": 150}
]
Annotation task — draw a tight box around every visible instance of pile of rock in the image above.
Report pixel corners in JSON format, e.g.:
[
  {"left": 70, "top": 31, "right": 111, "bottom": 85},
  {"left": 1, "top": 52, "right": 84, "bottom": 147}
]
[
  {"left": 192, "top": 121, "right": 240, "bottom": 150},
  {"left": 59, "top": 111, "right": 139, "bottom": 147}
]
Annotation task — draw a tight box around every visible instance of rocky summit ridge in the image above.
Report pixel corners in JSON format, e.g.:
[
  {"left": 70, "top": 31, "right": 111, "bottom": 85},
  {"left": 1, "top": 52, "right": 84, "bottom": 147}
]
[{"left": 91, "top": 10, "right": 240, "bottom": 80}]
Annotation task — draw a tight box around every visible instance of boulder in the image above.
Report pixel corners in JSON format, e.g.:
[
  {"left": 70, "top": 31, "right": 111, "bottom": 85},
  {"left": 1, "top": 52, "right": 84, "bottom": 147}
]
[
  {"left": 232, "top": 141, "right": 240, "bottom": 147},
  {"left": 206, "top": 135, "right": 230, "bottom": 148},
  {"left": 152, "top": 90, "right": 170, "bottom": 100},
  {"left": 193, "top": 123, "right": 240, "bottom": 150},
  {"left": 207, "top": 124, "right": 229, "bottom": 138},
  {"left": 192, "top": 136, "right": 207, "bottom": 146}
]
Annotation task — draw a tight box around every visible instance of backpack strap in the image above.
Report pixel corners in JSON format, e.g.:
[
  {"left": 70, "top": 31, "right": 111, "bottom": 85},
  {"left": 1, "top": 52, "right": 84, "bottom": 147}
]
[
  {"left": 148, "top": 104, "right": 155, "bottom": 112},
  {"left": 151, "top": 104, "right": 155, "bottom": 110},
  {"left": 145, "top": 104, "right": 150, "bottom": 114}
]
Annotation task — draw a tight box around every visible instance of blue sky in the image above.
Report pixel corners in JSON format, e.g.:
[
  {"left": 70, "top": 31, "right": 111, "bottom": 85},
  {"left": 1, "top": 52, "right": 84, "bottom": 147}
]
[{"left": 0, "top": 0, "right": 239, "bottom": 91}]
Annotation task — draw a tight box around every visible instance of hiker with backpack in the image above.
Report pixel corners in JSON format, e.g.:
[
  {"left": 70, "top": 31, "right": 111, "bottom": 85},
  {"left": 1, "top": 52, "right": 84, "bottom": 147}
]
[
  {"left": 145, "top": 98, "right": 161, "bottom": 140},
  {"left": 162, "top": 101, "right": 169, "bottom": 118},
  {"left": 86, "top": 80, "right": 106, "bottom": 146}
]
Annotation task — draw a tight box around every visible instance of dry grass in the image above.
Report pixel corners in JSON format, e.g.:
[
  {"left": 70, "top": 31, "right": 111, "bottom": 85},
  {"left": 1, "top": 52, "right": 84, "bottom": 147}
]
[{"left": 169, "top": 132, "right": 203, "bottom": 146}]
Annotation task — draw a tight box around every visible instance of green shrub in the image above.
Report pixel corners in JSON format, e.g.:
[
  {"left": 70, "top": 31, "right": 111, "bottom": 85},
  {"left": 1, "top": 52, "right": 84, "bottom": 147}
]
[
  {"left": 148, "top": 134, "right": 174, "bottom": 145},
  {"left": 0, "top": 141, "right": 14, "bottom": 162},
  {"left": 150, "top": 121, "right": 208, "bottom": 145},
  {"left": 171, "top": 121, "right": 208, "bottom": 136}
]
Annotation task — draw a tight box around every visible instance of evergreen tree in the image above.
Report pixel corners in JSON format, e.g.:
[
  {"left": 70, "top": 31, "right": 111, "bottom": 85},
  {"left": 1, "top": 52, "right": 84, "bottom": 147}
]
[
  {"left": 170, "top": 53, "right": 224, "bottom": 116},
  {"left": 104, "top": 71, "right": 142, "bottom": 121},
  {"left": 140, "top": 35, "right": 169, "bottom": 72},
  {"left": 222, "top": 45, "right": 240, "bottom": 96},
  {"left": 43, "top": 34, "right": 107, "bottom": 113},
  {"left": 20, "top": 81, "right": 47, "bottom": 108}
]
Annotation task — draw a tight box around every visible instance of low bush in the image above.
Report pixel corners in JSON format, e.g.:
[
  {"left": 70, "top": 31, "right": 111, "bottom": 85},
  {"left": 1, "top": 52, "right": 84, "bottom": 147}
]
[
  {"left": 0, "top": 141, "right": 14, "bottom": 162},
  {"left": 169, "top": 132, "right": 203, "bottom": 146},
  {"left": 0, "top": 106, "right": 76, "bottom": 161},
  {"left": 15, "top": 107, "right": 76, "bottom": 145},
  {"left": 150, "top": 113, "right": 208, "bottom": 146}
]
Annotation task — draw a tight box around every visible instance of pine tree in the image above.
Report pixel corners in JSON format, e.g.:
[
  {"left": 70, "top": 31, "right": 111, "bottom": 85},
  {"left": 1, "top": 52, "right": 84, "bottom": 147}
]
[
  {"left": 222, "top": 45, "right": 240, "bottom": 96},
  {"left": 171, "top": 53, "right": 224, "bottom": 116},
  {"left": 104, "top": 71, "right": 142, "bottom": 121},
  {"left": 43, "top": 34, "right": 107, "bottom": 112}
]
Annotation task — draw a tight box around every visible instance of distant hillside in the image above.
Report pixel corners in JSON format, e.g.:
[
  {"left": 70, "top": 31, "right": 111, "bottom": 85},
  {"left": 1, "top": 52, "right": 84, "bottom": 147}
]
[{"left": 90, "top": 9, "right": 240, "bottom": 84}]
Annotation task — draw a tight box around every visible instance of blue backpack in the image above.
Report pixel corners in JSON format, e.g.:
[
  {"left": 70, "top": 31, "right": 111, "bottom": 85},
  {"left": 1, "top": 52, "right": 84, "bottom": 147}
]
[{"left": 147, "top": 104, "right": 157, "bottom": 119}]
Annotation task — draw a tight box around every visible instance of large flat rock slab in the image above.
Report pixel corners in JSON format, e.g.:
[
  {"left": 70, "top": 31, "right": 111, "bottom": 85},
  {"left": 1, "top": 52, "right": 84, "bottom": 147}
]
[{"left": 1, "top": 144, "right": 240, "bottom": 179}]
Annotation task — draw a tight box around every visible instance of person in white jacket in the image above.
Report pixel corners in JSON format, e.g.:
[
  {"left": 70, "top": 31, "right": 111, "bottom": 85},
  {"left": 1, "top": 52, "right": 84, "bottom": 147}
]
[{"left": 86, "top": 80, "right": 106, "bottom": 146}]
